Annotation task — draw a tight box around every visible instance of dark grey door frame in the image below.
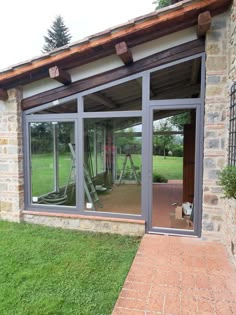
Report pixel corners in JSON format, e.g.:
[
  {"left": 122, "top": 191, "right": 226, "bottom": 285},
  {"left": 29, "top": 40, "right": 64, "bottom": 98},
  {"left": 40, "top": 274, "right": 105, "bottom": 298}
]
[
  {"left": 143, "top": 53, "right": 206, "bottom": 237},
  {"left": 147, "top": 101, "right": 204, "bottom": 237}
]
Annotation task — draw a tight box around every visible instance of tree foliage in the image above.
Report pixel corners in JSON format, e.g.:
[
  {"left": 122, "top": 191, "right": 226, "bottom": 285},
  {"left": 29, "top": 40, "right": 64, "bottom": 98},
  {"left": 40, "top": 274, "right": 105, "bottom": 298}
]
[
  {"left": 153, "top": 0, "right": 171, "bottom": 9},
  {"left": 153, "top": 120, "right": 174, "bottom": 159},
  {"left": 169, "top": 112, "right": 191, "bottom": 131},
  {"left": 42, "top": 15, "right": 72, "bottom": 52},
  {"left": 116, "top": 128, "right": 141, "bottom": 154}
]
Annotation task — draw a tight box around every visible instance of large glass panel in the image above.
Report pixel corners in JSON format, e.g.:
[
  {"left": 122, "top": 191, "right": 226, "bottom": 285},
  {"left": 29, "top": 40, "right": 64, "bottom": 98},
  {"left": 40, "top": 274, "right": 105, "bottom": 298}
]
[
  {"left": 152, "top": 109, "right": 195, "bottom": 230},
  {"left": 87, "top": 124, "right": 106, "bottom": 177},
  {"left": 84, "top": 117, "right": 142, "bottom": 214},
  {"left": 150, "top": 58, "right": 201, "bottom": 100},
  {"left": 30, "top": 121, "right": 76, "bottom": 206},
  {"left": 84, "top": 78, "right": 142, "bottom": 112}
]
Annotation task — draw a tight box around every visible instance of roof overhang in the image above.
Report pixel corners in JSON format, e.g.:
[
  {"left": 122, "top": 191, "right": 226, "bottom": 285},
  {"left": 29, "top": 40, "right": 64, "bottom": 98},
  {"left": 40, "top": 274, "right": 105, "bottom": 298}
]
[{"left": 0, "top": 0, "right": 232, "bottom": 90}]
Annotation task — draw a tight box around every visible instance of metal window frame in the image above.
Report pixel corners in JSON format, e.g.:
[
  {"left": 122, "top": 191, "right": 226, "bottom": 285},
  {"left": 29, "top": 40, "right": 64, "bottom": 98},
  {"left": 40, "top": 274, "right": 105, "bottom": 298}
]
[{"left": 23, "top": 53, "right": 205, "bottom": 234}]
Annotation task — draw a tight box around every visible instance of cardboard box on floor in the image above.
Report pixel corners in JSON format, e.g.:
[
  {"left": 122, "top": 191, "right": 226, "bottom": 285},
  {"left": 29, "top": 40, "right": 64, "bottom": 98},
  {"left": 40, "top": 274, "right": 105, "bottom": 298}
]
[{"left": 175, "top": 206, "right": 183, "bottom": 219}]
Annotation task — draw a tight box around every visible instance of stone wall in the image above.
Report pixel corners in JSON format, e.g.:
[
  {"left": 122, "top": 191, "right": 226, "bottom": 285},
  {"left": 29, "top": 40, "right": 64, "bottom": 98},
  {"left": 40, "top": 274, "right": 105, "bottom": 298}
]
[
  {"left": 22, "top": 211, "right": 145, "bottom": 236},
  {"left": 204, "top": 1, "right": 236, "bottom": 266},
  {"left": 223, "top": 199, "right": 236, "bottom": 265},
  {"left": 222, "top": 0, "right": 236, "bottom": 265},
  {"left": 203, "top": 12, "right": 229, "bottom": 241},
  {"left": 0, "top": 88, "right": 24, "bottom": 222}
]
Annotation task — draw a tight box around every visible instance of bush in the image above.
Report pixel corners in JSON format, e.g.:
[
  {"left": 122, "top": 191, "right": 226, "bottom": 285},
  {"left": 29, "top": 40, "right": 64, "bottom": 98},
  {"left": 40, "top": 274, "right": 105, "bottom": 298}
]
[
  {"left": 153, "top": 173, "right": 168, "bottom": 183},
  {"left": 171, "top": 144, "right": 183, "bottom": 157},
  {"left": 218, "top": 166, "right": 236, "bottom": 199}
]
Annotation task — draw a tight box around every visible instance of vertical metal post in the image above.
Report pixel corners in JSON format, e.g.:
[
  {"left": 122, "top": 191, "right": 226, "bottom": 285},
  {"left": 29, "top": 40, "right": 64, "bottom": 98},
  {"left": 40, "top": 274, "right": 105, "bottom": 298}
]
[
  {"left": 24, "top": 116, "right": 31, "bottom": 205},
  {"left": 94, "top": 125, "right": 97, "bottom": 175},
  {"left": 142, "top": 72, "right": 151, "bottom": 227},
  {"left": 52, "top": 122, "right": 59, "bottom": 193},
  {"left": 77, "top": 95, "right": 84, "bottom": 211}
]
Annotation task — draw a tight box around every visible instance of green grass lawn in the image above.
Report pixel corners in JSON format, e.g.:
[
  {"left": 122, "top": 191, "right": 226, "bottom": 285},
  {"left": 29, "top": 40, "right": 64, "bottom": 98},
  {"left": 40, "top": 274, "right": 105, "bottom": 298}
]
[
  {"left": 152, "top": 155, "right": 183, "bottom": 180},
  {"left": 31, "top": 153, "right": 72, "bottom": 196},
  {"left": 0, "top": 221, "right": 140, "bottom": 315},
  {"left": 31, "top": 153, "right": 183, "bottom": 197},
  {"left": 117, "top": 154, "right": 183, "bottom": 180}
]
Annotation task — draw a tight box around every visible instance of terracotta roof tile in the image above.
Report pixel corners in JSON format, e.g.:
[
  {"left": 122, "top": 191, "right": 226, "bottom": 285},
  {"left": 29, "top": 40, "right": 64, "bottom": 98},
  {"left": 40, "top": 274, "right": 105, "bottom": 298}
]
[{"left": 0, "top": 1, "right": 190, "bottom": 75}]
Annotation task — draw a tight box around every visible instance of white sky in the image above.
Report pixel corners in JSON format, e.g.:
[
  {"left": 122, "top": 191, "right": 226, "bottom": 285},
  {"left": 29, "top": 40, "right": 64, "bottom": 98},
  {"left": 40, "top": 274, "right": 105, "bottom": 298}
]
[{"left": 0, "top": 0, "right": 155, "bottom": 70}]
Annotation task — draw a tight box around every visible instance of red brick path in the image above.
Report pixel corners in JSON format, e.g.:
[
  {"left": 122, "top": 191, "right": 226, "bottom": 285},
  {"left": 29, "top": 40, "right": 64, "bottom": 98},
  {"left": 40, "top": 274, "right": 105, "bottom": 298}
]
[{"left": 112, "top": 234, "right": 236, "bottom": 315}]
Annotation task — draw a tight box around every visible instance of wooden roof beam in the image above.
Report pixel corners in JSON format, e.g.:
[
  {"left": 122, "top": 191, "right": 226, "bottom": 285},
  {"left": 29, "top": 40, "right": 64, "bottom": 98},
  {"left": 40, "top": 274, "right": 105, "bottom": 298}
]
[
  {"left": 191, "top": 58, "right": 201, "bottom": 84},
  {"left": 154, "top": 84, "right": 200, "bottom": 99},
  {"left": 0, "top": 88, "right": 8, "bottom": 101},
  {"left": 87, "top": 92, "right": 117, "bottom": 109},
  {"left": 115, "top": 41, "right": 133, "bottom": 65},
  {"left": 49, "top": 66, "right": 71, "bottom": 85},
  {"left": 197, "top": 11, "right": 212, "bottom": 38},
  {"left": 136, "top": 77, "right": 155, "bottom": 98},
  {"left": 22, "top": 39, "right": 205, "bottom": 110}
]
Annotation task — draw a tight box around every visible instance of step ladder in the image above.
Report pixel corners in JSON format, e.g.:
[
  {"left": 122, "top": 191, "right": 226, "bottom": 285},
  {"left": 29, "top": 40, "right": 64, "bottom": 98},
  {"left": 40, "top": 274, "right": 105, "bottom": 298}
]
[
  {"left": 118, "top": 153, "right": 140, "bottom": 185},
  {"left": 68, "top": 143, "right": 102, "bottom": 209},
  {"left": 84, "top": 165, "right": 102, "bottom": 208},
  {"left": 64, "top": 144, "right": 76, "bottom": 198}
]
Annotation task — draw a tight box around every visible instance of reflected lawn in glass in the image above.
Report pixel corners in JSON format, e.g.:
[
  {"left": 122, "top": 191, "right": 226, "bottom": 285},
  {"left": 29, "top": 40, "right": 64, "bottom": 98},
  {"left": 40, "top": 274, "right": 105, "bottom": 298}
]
[
  {"left": 31, "top": 153, "right": 183, "bottom": 197},
  {"left": 117, "top": 154, "right": 183, "bottom": 180},
  {"left": 152, "top": 155, "right": 183, "bottom": 180},
  {"left": 31, "top": 153, "right": 72, "bottom": 197}
]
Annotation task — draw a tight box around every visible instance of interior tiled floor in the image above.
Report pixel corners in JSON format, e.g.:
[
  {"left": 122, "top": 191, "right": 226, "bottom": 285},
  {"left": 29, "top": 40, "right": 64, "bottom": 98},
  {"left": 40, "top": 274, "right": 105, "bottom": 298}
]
[
  {"left": 112, "top": 234, "right": 236, "bottom": 315},
  {"left": 152, "top": 182, "right": 185, "bottom": 229}
]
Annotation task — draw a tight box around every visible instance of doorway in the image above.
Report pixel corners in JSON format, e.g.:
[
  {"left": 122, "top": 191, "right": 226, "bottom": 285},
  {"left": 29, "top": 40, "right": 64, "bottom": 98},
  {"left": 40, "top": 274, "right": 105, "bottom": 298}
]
[{"left": 149, "top": 107, "right": 200, "bottom": 234}]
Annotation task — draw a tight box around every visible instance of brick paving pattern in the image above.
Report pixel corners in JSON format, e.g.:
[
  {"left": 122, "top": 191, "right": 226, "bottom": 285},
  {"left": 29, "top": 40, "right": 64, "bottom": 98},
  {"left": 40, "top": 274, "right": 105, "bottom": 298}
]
[{"left": 112, "top": 234, "right": 236, "bottom": 315}]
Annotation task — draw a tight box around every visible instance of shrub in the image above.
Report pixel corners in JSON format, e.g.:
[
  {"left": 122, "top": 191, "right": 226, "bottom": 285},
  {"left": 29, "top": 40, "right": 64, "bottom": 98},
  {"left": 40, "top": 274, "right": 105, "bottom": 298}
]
[
  {"left": 153, "top": 173, "right": 168, "bottom": 183},
  {"left": 171, "top": 144, "right": 183, "bottom": 157},
  {"left": 218, "top": 166, "right": 236, "bottom": 199}
]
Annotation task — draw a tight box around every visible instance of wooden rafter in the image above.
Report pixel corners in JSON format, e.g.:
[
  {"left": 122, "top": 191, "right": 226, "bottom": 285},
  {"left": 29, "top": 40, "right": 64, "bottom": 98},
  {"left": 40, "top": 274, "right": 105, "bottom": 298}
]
[
  {"left": 197, "top": 11, "right": 212, "bottom": 38},
  {"left": 115, "top": 42, "right": 133, "bottom": 65},
  {"left": 135, "top": 78, "right": 143, "bottom": 93},
  {"left": 21, "top": 39, "right": 205, "bottom": 110},
  {"left": 136, "top": 77, "right": 155, "bottom": 98},
  {"left": 191, "top": 58, "right": 201, "bottom": 84},
  {"left": 87, "top": 92, "right": 117, "bottom": 109},
  {"left": 49, "top": 66, "right": 71, "bottom": 85},
  {"left": 0, "top": 88, "right": 8, "bottom": 101},
  {"left": 154, "top": 84, "right": 200, "bottom": 99}
]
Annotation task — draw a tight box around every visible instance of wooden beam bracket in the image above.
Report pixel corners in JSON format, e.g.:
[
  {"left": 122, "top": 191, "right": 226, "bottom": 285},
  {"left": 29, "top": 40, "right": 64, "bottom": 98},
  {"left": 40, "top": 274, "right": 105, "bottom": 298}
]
[
  {"left": 0, "top": 88, "right": 8, "bottom": 101},
  {"left": 115, "top": 41, "right": 133, "bottom": 65},
  {"left": 49, "top": 66, "right": 72, "bottom": 85},
  {"left": 197, "top": 11, "right": 212, "bottom": 38}
]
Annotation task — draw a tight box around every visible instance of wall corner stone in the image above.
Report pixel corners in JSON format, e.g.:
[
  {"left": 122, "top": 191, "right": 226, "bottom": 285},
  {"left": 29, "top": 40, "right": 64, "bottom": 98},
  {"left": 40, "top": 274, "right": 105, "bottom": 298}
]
[{"left": 0, "top": 87, "right": 24, "bottom": 223}]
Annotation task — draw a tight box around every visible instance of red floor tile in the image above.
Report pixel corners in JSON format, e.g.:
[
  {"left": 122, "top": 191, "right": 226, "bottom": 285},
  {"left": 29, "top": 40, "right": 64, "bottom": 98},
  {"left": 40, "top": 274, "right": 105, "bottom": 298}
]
[{"left": 112, "top": 234, "right": 236, "bottom": 315}]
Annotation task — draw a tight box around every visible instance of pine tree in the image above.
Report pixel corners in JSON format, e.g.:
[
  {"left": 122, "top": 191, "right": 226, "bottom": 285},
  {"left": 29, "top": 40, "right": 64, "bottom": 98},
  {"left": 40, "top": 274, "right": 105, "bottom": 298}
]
[
  {"left": 153, "top": 0, "right": 171, "bottom": 9},
  {"left": 42, "top": 15, "right": 72, "bottom": 52}
]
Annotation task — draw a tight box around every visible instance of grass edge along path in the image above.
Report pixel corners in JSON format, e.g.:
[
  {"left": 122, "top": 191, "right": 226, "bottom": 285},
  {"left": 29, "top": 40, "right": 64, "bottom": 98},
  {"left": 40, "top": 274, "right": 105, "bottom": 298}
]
[{"left": 0, "top": 221, "right": 140, "bottom": 315}]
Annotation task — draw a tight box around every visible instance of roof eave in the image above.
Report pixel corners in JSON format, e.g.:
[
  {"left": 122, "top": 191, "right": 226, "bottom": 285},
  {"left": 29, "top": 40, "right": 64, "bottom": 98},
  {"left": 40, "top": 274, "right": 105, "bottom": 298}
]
[{"left": 0, "top": 0, "right": 232, "bottom": 89}]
